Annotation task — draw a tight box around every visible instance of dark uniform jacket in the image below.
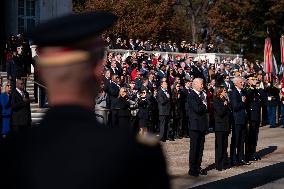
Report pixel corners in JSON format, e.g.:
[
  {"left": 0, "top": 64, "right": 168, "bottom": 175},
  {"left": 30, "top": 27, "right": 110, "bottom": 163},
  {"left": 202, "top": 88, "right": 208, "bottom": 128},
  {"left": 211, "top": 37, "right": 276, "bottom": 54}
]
[
  {"left": 266, "top": 86, "right": 280, "bottom": 107},
  {"left": 11, "top": 90, "right": 31, "bottom": 127},
  {"left": 3, "top": 105, "right": 170, "bottom": 189},
  {"left": 181, "top": 87, "right": 192, "bottom": 116},
  {"left": 230, "top": 87, "right": 247, "bottom": 125},
  {"left": 213, "top": 97, "right": 231, "bottom": 132},
  {"left": 187, "top": 90, "right": 208, "bottom": 132},
  {"left": 157, "top": 89, "right": 171, "bottom": 116},
  {"left": 246, "top": 87, "right": 262, "bottom": 122}
]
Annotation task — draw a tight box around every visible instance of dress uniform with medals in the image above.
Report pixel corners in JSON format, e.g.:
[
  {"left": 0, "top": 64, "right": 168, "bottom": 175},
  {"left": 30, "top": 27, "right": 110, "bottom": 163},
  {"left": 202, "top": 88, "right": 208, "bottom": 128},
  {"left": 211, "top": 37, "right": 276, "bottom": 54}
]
[
  {"left": 245, "top": 77, "right": 262, "bottom": 161},
  {"left": 2, "top": 11, "right": 170, "bottom": 189}
]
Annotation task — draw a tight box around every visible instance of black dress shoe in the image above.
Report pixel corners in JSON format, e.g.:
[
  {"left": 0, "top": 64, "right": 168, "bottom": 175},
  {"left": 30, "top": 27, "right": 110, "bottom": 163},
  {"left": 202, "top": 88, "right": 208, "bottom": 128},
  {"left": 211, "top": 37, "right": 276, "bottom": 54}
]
[
  {"left": 169, "top": 138, "right": 175, "bottom": 141},
  {"left": 239, "top": 160, "right": 251, "bottom": 165},
  {"left": 188, "top": 170, "right": 199, "bottom": 177},
  {"left": 160, "top": 139, "right": 167, "bottom": 142},
  {"left": 184, "top": 135, "right": 190, "bottom": 138},
  {"left": 199, "top": 169, "right": 207, "bottom": 175},
  {"left": 230, "top": 161, "right": 238, "bottom": 166},
  {"left": 249, "top": 156, "right": 258, "bottom": 161},
  {"left": 255, "top": 155, "right": 261, "bottom": 160}
]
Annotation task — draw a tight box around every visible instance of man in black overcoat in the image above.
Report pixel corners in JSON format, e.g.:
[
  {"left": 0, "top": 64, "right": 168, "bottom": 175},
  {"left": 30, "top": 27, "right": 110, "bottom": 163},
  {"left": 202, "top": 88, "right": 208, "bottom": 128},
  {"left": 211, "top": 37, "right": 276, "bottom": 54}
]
[
  {"left": 187, "top": 78, "right": 208, "bottom": 177},
  {"left": 157, "top": 81, "right": 172, "bottom": 141},
  {"left": 11, "top": 79, "right": 31, "bottom": 134},
  {"left": 2, "top": 11, "right": 170, "bottom": 189},
  {"left": 230, "top": 76, "right": 250, "bottom": 166}
]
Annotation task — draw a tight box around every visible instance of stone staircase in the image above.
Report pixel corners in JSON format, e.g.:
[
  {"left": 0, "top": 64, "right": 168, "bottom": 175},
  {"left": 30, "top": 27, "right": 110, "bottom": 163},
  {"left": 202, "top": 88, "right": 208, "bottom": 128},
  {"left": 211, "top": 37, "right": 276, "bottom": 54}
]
[{"left": 0, "top": 72, "right": 47, "bottom": 125}]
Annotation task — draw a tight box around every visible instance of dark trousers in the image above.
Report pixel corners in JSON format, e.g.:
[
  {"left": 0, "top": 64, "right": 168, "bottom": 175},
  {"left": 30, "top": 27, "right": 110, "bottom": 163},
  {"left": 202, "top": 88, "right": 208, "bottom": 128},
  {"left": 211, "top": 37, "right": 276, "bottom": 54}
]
[
  {"left": 230, "top": 124, "right": 246, "bottom": 162},
  {"left": 174, "top": 117, "right": 183, "bottom": 137},
  {"left": 245, "top": 121, "right": 260, "bottom": 159},
  {"left": 261, "top": 105, "right": 268, "bottom": 125},
  {"left": 39, "top": 87, "right": 46, "bottom": 108},
  {"left": 215, "top": 131, "right": 229, "bottom": 169},
  {"left": 159, "top": 115, "right": 170, "bottom": 140},
  {"left": 34, "top": 82, "right": 38, "bottom": 103},
  {"left": 267, "top": 106, "right": 277, "bottom": 128},
  {"left": 189, "top": 130, "right": 206, "bottom": 172},
  {"left": 182, "top": 116, "right": 190, "bottom": 137},
  {"left": 118, "top": 116, "right": 130, "bottom": 128},
  {"left": 111, "top": 110, "right": 119, "bottom": 128}
]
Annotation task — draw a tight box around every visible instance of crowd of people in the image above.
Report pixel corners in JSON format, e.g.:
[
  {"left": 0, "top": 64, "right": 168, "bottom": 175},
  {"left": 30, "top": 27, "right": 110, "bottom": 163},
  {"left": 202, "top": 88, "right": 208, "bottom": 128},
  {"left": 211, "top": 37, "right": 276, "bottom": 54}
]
[
  {"left": 2, "top": 32, "right": 284, "bottom": 177},
  {"left": 97, "top": 49, "right": 284, "bottom": 175},
  {"left": 102, "top": 35, "right": 216, "bottom": 53}
]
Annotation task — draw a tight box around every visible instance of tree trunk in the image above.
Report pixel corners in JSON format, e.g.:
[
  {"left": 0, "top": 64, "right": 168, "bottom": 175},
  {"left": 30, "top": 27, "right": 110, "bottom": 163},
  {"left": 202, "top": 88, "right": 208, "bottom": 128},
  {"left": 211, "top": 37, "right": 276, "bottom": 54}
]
[{"left": 191, "top": 14, "right": 197, "bottom": 43}]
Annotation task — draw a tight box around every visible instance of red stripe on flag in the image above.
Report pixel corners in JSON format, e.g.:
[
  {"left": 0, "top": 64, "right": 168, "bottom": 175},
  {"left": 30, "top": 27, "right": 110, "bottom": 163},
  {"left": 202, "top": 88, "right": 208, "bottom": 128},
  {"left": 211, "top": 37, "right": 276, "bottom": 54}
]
[
  {"left": 281, "top": 35, "right": 284, "bottom": 64},
  {"left": 264, "top": 38, "right": 273, "bottom": 73}
]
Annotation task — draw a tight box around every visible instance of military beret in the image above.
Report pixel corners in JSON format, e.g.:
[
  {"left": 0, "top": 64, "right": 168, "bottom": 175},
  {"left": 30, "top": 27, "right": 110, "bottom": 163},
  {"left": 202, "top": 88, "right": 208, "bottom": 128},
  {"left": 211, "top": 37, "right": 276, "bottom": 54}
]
[{"left": 27, "top": 11, "right": 117, "bottom": 47}]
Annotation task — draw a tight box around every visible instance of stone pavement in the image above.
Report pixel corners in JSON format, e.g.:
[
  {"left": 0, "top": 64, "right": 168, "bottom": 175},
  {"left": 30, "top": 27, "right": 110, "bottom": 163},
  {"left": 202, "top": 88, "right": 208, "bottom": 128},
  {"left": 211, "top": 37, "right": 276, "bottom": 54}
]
[{"left": 161, "top": 126, "right": 284, "bottom": 189}]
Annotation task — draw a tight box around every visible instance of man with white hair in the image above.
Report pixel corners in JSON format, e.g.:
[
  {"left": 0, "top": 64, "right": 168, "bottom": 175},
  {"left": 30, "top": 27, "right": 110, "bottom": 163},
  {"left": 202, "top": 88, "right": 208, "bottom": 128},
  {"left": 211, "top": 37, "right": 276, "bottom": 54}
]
[
  {"left": 230, "top": 76, "right": 250, "bottom": 166},
  {"left": 187, "top": 78, "right": 208, "bottom": 176}
]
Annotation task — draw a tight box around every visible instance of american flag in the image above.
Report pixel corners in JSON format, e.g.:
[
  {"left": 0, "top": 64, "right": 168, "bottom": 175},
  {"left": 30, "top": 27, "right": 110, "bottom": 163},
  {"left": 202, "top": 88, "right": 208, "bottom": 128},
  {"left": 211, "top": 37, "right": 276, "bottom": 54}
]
[
  {"left": 264, "top": 37, "right": 273, "bottom": 73},
  {"left": 281, "top": 35, "right": 284, "bottom": 64}
]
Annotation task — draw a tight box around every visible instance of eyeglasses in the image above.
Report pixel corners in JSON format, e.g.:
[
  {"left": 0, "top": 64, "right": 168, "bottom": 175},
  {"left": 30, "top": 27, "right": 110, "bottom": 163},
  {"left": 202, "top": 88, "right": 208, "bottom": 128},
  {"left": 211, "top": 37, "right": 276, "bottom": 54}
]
[{"left": 19, "top": 83, "right": 24, "bottom": 85}]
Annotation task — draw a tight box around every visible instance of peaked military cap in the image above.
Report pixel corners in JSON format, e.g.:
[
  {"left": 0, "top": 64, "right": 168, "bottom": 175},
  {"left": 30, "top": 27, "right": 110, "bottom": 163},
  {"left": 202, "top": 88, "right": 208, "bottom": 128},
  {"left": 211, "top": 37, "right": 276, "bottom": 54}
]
[
  {"left": 26, "top": 11, "right": 117, "bottom": 66},
  {"left": 28, "top": 11, "right": 117, "bottom": 47}
]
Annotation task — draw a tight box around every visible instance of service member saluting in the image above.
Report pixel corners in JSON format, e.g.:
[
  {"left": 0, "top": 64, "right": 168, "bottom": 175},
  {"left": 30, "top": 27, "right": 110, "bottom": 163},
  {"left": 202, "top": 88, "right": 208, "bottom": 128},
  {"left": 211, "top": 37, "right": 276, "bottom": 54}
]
[{"left": 3, "top": 11, "right": 170, "bottom": 189}]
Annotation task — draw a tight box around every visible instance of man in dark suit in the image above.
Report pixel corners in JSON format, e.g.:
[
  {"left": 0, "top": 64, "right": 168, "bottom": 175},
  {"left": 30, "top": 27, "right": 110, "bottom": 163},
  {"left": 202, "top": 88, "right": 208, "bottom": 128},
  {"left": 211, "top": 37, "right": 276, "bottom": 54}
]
[
  {"left": 157, "top": 81, "right": 172, "bottom": 142},
  {"left": 107, "top": 74, "right": 120, "bottom": 128},
  {"left": 11, "top": 79, "right": 31, "bottom": 134},
  {"left": 181, "top": 79, "right": 193, "bottom": 137},
  {"left": 3, "top": 11, "right": 170, "bottom": 189},
  {"left": 109, "top": 58, "right": 120, "bottom": 76},
  {"left": 107, "top": 74, "right": 120, "bottom": 107},
  {"left": 230, "top": 76, "right": 250, "bottom": 166},
  {"left": 187, "top": 78, "right": 208, "bottom": 177},
  {"left": 7, "top": 45, "right": 26, "bottom": 92},
  {"left": 157, "top": 65, "right": 167, "bottom": 82},
  {"left": 102, "top": 69, "right": 111, "bottom": 91},
  {"left": 223, "top": 74, "right": 234, "bottom": 92}
]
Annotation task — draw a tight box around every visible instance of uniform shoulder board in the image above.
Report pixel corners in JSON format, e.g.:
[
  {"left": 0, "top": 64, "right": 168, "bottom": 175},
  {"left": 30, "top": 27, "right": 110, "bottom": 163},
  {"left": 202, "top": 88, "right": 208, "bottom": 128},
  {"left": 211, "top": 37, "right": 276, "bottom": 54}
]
[{"left": 136, "top": 133, "right": 160, "bottom": 147}]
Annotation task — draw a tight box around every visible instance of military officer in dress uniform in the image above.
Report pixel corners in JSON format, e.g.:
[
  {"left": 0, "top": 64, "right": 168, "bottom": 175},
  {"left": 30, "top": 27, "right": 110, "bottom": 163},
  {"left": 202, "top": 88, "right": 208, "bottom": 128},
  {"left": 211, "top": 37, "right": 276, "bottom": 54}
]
[
  {"left": 3, "top": 11, "right": 170, "bottom": 189},
  {"left": 245, "top": 77, "right": 262, "bottom": 161}
]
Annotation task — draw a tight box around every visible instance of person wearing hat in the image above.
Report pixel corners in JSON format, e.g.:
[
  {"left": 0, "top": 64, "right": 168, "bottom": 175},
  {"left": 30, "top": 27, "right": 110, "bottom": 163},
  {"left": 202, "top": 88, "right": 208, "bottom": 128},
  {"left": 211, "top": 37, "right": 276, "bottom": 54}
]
[
  {"left": 245, "top": 77, "right": 262, "bottom": 161},
  {"left": 3, "top": 11, "right": 170, "bottom": 189}
]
